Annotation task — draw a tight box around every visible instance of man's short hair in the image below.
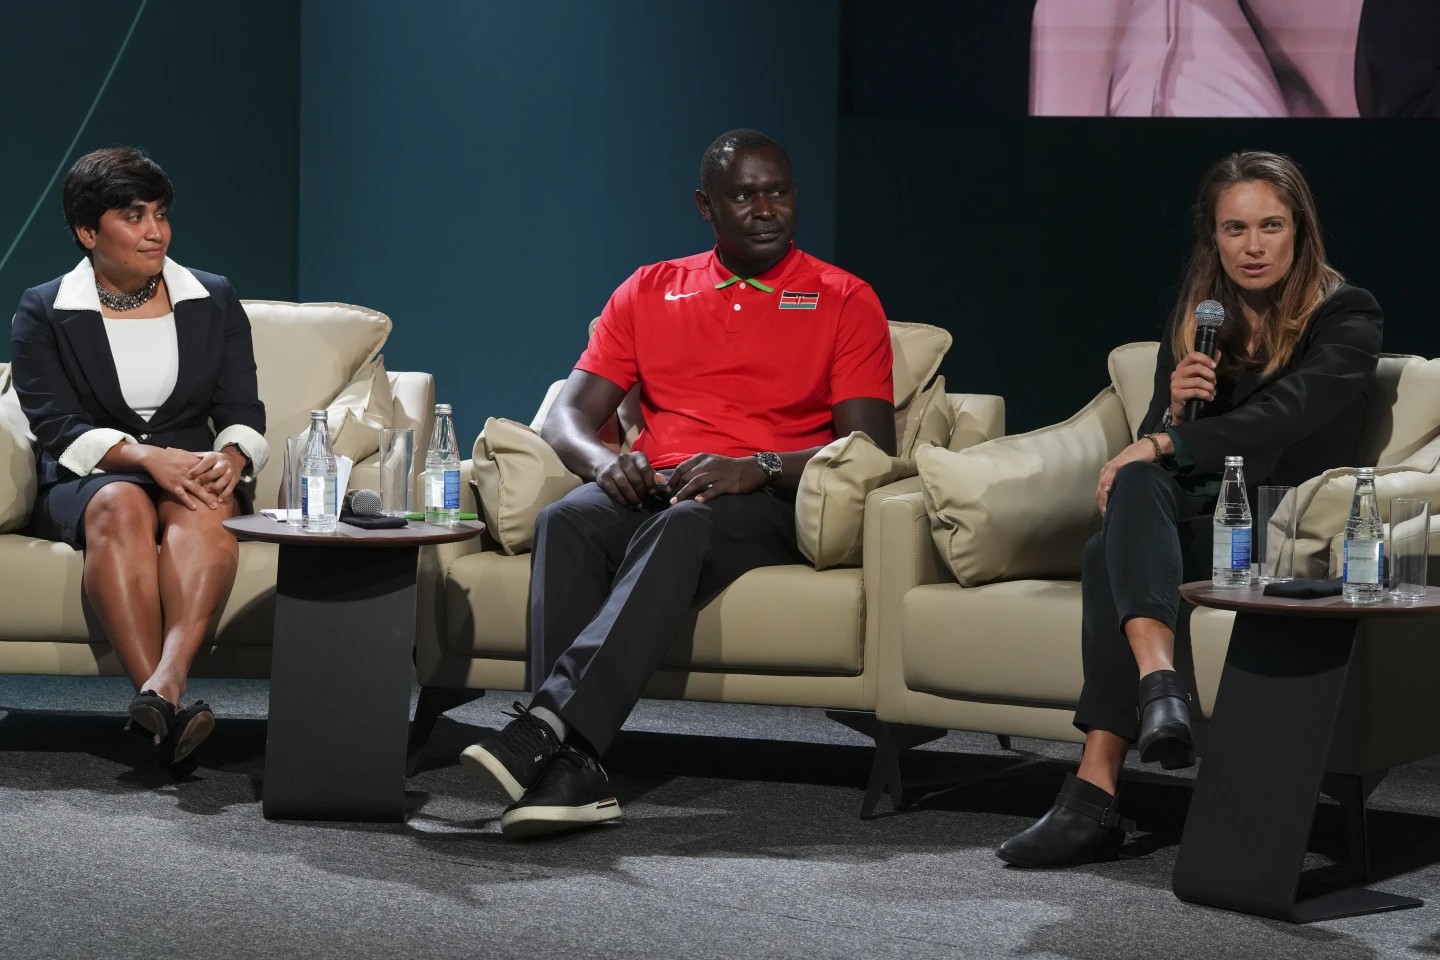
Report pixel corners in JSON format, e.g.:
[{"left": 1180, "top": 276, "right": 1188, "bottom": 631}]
[{"left": 699, "top": 129, "right": 791, "bottom": 195}]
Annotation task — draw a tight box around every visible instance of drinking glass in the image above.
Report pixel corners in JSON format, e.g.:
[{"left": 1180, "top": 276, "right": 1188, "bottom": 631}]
[
  {"left": 1388, "top": 498, "right": 1431, "bottom": 601},
  {"left": 1255, "top": 485, "right": 1296, "bottom": 583},
  {"left": 379, "top": 427, "right": 414, "bottom": 518},
  {"left": 280, "top": 434, "right": 307, "bottom": 527}
]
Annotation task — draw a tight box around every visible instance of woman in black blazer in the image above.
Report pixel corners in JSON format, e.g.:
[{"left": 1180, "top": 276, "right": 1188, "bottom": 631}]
[
  {"left": 10, "top": 147, "right": 267, "bottom": 769},
  {"left": 998, "top": 150, "right": 1383, "bottom": 867}
]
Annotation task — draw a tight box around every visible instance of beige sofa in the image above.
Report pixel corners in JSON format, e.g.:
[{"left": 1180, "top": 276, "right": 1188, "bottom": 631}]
[
  {"left": 408, "top": 322, "right": 1005, "bottom": 764},
  {"left": 867, "top": 343, "right": 1440, "bottom": 832},
  {"left": 0, "top": 300, "right": 434, "bottom": 679}
]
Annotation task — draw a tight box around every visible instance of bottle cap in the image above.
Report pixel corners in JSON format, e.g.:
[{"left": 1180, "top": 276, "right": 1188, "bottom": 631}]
[
  {"left": 309, "top": 409, "right": 327, "bottom": 420},
  {"left": 1224, "top": 455, "right": 1244, "bottom": 466},
  {"left": 1355, "top": 466, "right": 1376, "bottom": 479},
  {"left": 435, "top": 403, "right": 452, "bottom": 415}
]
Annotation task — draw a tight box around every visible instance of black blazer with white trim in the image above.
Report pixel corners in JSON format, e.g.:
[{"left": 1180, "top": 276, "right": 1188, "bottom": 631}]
[{"left": 10, "top": 258, "right": 268, "bottom": 488}]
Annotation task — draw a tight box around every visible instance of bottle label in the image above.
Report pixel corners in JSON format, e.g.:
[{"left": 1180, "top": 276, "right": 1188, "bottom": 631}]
[
  {"left": 302, "top": 476, "right": 334, "bottom": 517},
  {"left": 1229, "top": 527, "right": 1251, "bottom": 569},
  {"left": 444, "top": 469, "right": 460, "bottom": 510},
  {"left": 1213, "top": 526, "right": 1251, "bottom": 570},
  {"left": 1344, "top": 540, "right": 1384, "bottom": 585}
]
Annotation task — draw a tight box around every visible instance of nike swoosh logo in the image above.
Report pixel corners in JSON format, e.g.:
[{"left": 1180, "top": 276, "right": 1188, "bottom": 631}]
[{"left": 665, "top": 290, "right": 700, "bottom": 300}]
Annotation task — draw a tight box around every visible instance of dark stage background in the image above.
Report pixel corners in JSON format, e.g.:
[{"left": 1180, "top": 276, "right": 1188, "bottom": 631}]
[{"left": 1, "top": 1, "right": 1436, "bottom": 442}]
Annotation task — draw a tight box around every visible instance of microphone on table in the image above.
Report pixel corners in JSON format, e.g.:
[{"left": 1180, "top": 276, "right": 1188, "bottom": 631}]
[
  {"left": 342, "top": 487, "right": 383, "bottom": 517},
  {"left": 339, "top": 487, "right": 405, "bottom": 527},
  {"left": 1184, "top": 299, "right": 1227, "bottom": 423}
]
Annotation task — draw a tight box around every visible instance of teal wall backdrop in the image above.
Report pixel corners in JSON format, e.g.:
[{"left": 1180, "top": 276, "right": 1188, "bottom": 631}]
[
  {"left": 297, "top": 0, "right": 841, "bottom": 446},
  {"left": 6, "top": 2, "right": 1435, "bottom": 447},
  {"left": 0, "top": 0, "right": 300, "bottom": 359}
]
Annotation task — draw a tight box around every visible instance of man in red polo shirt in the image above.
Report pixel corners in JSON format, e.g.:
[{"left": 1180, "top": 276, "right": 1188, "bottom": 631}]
[{"left": 461, "top": 129, "right": 897, "bottom": 838}]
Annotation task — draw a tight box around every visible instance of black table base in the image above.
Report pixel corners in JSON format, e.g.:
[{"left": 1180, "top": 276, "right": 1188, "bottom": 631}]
[
  {"left": 263, "top": 543, "right": 419, "bottom": 821},
  {"left": 1172, "top": 612, "right": 1423, "bottom": 922}
]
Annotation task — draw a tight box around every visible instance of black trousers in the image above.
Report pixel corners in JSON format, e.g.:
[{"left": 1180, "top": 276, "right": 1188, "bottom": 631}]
[
  {"left": 1073, "top": 461, "right": 1217, "bottom": 741},
  {"left": 528, "top": 479, "right": 805, "bottom": 755}
]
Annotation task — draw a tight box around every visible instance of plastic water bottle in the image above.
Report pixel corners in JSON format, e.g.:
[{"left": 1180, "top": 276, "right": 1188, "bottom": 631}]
[
  {"left": 1212, "top": 455, "right": 1252, "bottom": 588},
  {"left": 1343, "top": 467, "right": 1385, "bottom": 604},
  {"left": 425, "top": 403, "right": 461, "bottom": 526},
  {"left": 300, "top": 409, "right": 338, "bottom": 533}
]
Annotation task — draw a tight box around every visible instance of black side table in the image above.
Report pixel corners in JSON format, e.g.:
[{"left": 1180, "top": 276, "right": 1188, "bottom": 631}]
[
  {"left": 226, "top": 515, "right": 483, "bottom": 821},
  {"left": 1174, "top": 581, "right": 1440, "bottom": 922}
]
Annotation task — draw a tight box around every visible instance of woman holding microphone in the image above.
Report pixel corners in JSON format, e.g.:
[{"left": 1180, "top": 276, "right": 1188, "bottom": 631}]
[{"left": 998, "top": 150, "right": 1383, "bottom": 867}]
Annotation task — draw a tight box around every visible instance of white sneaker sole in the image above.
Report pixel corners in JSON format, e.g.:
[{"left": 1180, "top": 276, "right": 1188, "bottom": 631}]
[
  {"left": 458, "top": 745, "right": 526, "bottom": 802},
  {"left": 500, "top": 799, "right": 622, "bottom": 839}
]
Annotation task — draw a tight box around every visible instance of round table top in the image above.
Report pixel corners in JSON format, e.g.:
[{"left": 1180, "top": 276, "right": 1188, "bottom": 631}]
[
  {"left": 225, "top": 513, "right": 484, "bottom": 548},
  {"left": 1181, "top": 580, "right": 1440, "bottom": 619}
]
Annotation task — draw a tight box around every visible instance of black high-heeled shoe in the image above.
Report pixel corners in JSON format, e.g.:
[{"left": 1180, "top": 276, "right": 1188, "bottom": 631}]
[
  {"left": 997, "top": 772, "right": 1133, "bottom": 868},
  {"left": 159, "top": 701, "right": 215, "bottom": 767},
  {"left": 1137, "top": 670, "right": 1194, "bottom": 769},
  {"left": 127, "top": 689, "right": 176, "bottom": 741}
]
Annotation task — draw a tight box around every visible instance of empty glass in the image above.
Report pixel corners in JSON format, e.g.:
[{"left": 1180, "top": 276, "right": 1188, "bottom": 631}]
[
  {"left": 379, "top": 427, "right": 415, "bottom": 518},
  {"left": 279, "top": 434, "right": 307, "bottom": 527},
  {"left": 1388, "top": 498, "right": 1431, "bottom": 601},
  {"left": 1255, "top": 485, "right": 1296, "bottom": 583}
]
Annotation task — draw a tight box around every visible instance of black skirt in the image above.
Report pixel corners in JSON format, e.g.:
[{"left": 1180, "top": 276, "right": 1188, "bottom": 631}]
[{"left": 28, "top": 471, "right": 255, "bottom": 549}]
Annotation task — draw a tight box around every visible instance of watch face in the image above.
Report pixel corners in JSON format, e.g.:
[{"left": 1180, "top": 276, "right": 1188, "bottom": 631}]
[{"left": 757, "top": 451, "right": 783, "bottom": 477}]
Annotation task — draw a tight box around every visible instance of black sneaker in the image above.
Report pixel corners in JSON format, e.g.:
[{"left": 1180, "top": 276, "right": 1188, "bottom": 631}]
[
  {"left": 500, "top": 745, "right": 622, "bottom": 839},
  {"left": 459, "top": 702, "right": 563, "bottom": 802}
]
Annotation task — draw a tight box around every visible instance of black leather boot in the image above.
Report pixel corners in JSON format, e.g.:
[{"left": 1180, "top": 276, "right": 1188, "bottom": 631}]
[
  {"left": 996, "top": 772, "right": 1133, "bottom": 868},
  {"left": 1137, "top": 669, "right": 1194, "bottom": 769}
]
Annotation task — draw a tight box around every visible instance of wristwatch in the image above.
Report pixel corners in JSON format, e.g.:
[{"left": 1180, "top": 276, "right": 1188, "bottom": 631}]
[{"left": 754, "top": 451, "right": 783, "bottom": 484}]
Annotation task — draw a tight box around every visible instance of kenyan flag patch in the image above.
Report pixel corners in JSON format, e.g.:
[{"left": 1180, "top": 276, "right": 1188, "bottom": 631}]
[{"left": 778, "top": 290, "right": 820, "bottom": 310}]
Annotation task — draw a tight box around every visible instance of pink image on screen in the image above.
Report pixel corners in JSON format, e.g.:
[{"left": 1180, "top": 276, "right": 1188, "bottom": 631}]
[{"left": 1030, "top": 0, "right": 1365, "bottom": 117}]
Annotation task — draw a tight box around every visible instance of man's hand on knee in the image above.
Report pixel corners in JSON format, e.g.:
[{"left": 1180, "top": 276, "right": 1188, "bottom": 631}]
[
  {"left": 596, "top": 452, "right": 666, "bottom": 509},
  {"left": 668, "top": 453, "right": 767, "bottom": 504}
]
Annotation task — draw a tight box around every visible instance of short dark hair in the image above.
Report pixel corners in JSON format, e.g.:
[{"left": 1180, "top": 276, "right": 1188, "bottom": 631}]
[
  {"left": 62, "top": 147, "right": 175, "bottom": 252},
  {"left": 699, "top": 129, "right": 791, "bottom": 195}
]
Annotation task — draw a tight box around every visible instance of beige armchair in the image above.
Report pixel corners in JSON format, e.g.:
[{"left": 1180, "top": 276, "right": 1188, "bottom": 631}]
[
  {"left": 408, "top": 322, "right": 1005, "bottom": 767},
  {"left": 867, "top": 344, "right": 1440, "bottom": 832},
  {"left": 0, "top": 300, "right": 433, "bottom": 679}
]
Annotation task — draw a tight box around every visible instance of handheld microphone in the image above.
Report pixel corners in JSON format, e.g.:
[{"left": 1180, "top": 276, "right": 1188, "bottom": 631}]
[
  {"left": 1184, "top": 300, "right": 1226, "bottom": 423},
  {"left": 342, "top": 487, "right": 383, "bottom": 517},
  {"left": 339, "top": 487, "right": 407, "bottom": 528}
]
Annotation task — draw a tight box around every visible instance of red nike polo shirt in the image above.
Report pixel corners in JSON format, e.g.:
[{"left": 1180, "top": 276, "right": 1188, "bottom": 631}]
[{"left": 576, "top": 245, "right": 894, "bottom": 469}]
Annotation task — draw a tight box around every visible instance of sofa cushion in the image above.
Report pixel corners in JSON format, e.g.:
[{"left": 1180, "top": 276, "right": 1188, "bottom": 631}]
[
  {"left": 444, "top": 550, "right": 865, "bottom": 673},
  {"left": 901, "top": 579, "right": 1235, "bottom": 718},
  {"left": 890, "top": 321, "right": 951, "bottom": 410},
  {"left": 1365, "top": 355, "right": 1440, "bottom": 468},
  {"left": 896, "top": 375, "right": 956, "bottom": 459},
  {"left": 0, "top": 377, "right": 36, "bottom": 533},
  {"left": 0, "top": 534, "right": 277, "bottom": 644},
  {"left": 1107, "top": 341, "right": 1160, "bottom": 438},
  {"left": 243, "top": 299, "right": 391, "bottom": 443},
  {"left": 471, "top": 418, "right": 582, "bottom": 555},
  {"left": 324, "top": 355, "right": 393, "bottom": 464},
  {"left": 1289, "top": 435, "right": 1440, "bottom": 578},
  {"left": 919, "top": 388, "right": 1132, "bottom": 586},
  {"left": 796, "top": 431, "right": 915, "bottom": 570}
]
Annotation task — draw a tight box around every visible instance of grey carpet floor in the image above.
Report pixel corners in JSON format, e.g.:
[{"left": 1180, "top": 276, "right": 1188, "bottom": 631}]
[{"left": 4, "top": 676, "right": 1440, "bottom": 960}]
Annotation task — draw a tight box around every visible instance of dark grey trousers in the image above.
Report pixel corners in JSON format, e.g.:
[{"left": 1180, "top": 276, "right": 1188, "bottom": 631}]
[
  {"left": 529, "top": 479, "right": 805, "bottom": 755},
  {"left": 1073, "top": 461, "right": 1217, "bottom": 741}
]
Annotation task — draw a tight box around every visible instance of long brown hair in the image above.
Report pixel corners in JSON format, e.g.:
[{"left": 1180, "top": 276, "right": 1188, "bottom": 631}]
[{"left": 1170, "top": 151, "right": 1343, "bottom": 379}]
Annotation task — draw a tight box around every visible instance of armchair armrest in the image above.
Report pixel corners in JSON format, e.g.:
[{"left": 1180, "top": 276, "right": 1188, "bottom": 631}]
[
  {"left": 946, "top": 393, "right": 1006, "bottom": 452},
  {"left": 416, "top": 458, "right": 490, "bottom": 661}
]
